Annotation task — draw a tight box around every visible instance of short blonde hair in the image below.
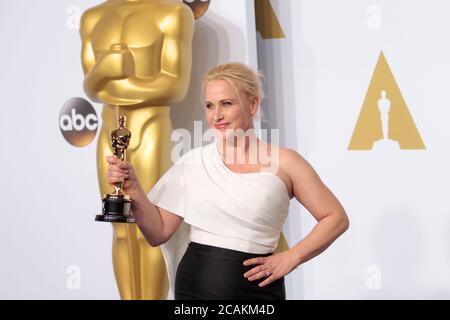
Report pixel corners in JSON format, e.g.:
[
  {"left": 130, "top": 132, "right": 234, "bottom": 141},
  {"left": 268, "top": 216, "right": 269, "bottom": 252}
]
[{"left": 201, "top": 62, "right": 265, "bottom": 102}]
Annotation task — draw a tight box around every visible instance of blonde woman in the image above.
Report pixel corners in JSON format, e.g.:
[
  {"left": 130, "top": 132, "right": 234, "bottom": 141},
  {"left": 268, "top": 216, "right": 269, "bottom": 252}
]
[{"left": 106, "top": 62, "right": 349, "bottom": 300}]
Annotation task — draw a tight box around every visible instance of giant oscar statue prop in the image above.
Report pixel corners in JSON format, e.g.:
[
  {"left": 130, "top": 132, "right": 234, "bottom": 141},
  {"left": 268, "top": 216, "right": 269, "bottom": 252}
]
[{"left": 80, "top": 0, "right": 198, "bottom": 300}]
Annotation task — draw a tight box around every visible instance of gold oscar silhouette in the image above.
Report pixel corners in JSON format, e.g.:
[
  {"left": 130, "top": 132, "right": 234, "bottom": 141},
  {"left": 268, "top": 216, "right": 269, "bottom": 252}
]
[{"left": 80, "top": 0, "right": 195, "bottom": 299}]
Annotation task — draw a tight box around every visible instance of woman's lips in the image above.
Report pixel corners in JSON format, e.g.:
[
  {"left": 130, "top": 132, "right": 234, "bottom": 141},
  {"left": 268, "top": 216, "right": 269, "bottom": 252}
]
[{"left": 214, "top": 123, "right": 229, "bottom": 129}]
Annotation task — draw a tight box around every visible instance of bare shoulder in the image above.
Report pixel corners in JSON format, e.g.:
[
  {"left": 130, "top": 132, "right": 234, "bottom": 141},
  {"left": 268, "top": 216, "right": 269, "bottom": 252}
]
[
  {"left": 261, "top": 145, "right": 313, "bottom": 198},
  {"left": 277, "top": 147, "right": 319, "bottom": 184},
  {"left": 278, "top": 147, "right": 312, "bottom": 170},
  {"left": 265, "top": 147, "right": 323, "bottom": 201}
]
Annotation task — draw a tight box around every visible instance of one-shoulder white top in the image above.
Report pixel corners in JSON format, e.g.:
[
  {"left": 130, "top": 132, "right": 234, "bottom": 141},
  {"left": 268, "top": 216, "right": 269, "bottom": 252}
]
[{"left": 147, "top": 141, "right": 291, "bottom": 297}]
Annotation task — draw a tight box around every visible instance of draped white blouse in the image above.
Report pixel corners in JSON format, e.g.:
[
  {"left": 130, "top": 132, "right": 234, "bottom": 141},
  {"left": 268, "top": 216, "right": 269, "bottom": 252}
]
[{"left": 147, "top": 141, "right": 291, "bottom": 297}]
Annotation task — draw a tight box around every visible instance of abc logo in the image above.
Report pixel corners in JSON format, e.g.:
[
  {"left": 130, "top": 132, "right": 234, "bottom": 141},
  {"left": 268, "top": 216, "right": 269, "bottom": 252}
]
[{"left": 59, "top": 97, "right": 98, "bottom": 147}]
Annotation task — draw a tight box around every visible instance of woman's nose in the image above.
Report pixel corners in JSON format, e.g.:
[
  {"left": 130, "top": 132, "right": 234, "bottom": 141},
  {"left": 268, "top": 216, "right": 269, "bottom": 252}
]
[{"left": 213, "top": 108, "right": 224, "bottom": 121}]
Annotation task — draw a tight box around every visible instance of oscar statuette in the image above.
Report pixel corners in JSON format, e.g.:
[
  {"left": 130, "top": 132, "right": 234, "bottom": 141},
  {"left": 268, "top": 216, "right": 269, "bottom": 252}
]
[{"left": 96, "top": 115, "right": 135, "bottom": 223}]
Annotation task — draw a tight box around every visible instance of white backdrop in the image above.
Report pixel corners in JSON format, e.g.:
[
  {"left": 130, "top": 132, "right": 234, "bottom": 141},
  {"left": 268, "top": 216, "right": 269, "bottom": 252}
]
[
  {"left": 259, "top": 0, "right": 450, "bottom": 299},
  {"left": 0, "top": 0, "right": 258, "bottom": 299}
]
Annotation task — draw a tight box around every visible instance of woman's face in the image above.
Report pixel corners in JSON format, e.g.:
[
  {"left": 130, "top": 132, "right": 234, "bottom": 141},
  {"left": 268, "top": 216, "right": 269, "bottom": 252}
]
[{"left": 204, "top": 79, "right": 258, "bottom": 137}]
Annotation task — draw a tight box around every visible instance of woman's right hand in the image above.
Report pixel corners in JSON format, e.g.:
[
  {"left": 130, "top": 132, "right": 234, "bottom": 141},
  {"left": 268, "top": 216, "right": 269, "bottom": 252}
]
[{"left": 106, "top": 155, "right": 141, "bottom": 197}]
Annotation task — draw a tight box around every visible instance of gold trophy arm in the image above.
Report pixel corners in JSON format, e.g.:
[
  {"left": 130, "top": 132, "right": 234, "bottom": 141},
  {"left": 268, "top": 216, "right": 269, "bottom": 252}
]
[
  {"left": 99, "top": 6, "right": 195, "bottom": 106},
  {"left": 80, "top": 9, "right": 106, "bottom": 103},
  {"left": 82, "top": 51, "right": 109, "bottom": 103},
  {"left": 80, "top": 8, "right": 136, "bottom": 103},
  {"left": 83, "top": 47, "right": 136, "bottom": 103}
]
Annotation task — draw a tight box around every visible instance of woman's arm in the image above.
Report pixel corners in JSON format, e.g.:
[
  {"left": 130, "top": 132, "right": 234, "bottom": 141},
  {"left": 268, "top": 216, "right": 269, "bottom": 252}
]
[
  {"left": 282, "top": 148, "right": 349, "bottom": 266},
  {"left": 130, "top": 186, "right": 183, "bottom": 247},
  {"left": 243, "top": 148, "right": 349, "bottom": 287},
  {"left": 106, "top": 156, "right": 183, "bottom": 247}
]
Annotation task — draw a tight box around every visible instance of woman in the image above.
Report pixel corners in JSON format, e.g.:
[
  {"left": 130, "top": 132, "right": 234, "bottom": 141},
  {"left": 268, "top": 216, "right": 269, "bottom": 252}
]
[{"left": 106, "top": 62, "right": 349, "bottom": 300}]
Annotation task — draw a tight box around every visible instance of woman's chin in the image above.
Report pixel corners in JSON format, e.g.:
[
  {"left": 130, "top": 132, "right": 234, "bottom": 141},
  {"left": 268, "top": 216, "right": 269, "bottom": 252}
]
[{"left": 210, "top": 128, "right": 233, "bottom": 140}]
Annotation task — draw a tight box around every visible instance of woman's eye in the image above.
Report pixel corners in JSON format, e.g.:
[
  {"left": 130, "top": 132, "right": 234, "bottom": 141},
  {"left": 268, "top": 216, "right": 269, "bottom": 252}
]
[
  {"left": 205, "top": 104, "right": 212, "bottom": 109},
  {"left": 223, "top": 101, "right": 232, "bottom": 106}
]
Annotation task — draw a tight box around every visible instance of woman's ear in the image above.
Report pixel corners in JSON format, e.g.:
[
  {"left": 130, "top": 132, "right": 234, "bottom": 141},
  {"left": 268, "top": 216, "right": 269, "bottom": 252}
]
[{"left": 250, "top": 97, "right": 259, "bottom": 116}]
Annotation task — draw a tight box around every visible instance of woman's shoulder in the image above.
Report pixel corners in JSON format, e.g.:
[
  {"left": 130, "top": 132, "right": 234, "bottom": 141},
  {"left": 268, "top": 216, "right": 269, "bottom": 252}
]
[
  {"left": 278, "top": 146, "right": 304, "bottom": 162},
  {"left": 270, "top": 145, "right": 313, "bottom": 176},
  {"left": 276, "top": 146, "right": 318, "bottom": 184},
  {"left": 262, "top": 143, "right": 303, "bottom": 163},
  {"left": 270, "top": 145, "right": 306, "bottom": 163}
]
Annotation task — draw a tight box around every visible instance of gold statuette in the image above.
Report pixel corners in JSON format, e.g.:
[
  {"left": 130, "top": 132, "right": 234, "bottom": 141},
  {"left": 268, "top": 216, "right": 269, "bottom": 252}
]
[{"left": 96, "top": 115, "right": 135, "bottom": 223}]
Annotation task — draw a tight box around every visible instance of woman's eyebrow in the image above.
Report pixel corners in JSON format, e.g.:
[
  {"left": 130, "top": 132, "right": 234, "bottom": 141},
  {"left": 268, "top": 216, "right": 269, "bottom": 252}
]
[
  {"left": 220, "top": 98, "right": 236, "bottom": 103},
  {"left": 204, "top": 98, "right": 236, "bottom": 104}
]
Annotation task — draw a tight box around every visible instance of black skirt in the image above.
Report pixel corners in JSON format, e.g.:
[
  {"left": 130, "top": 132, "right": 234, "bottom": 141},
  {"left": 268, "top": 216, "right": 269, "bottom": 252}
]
[{"left": 175, "top": 242, "right": 286, "bottom": 300}]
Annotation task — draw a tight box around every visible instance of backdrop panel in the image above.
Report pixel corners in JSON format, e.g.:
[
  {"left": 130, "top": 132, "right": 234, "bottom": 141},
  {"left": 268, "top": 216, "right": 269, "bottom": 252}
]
[{"left": 257, "top": 0, "right": 450, "bottom": 299}]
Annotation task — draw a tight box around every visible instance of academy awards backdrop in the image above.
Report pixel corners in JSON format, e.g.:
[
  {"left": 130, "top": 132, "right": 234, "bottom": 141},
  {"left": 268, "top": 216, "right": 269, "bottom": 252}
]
[{"left": 1, "top": 0, "right": 449, "bottom": 299}]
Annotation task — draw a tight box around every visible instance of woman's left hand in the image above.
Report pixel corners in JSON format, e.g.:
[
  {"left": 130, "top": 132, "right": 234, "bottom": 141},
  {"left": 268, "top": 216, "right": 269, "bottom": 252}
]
[{"left": 243, "top": 249, "right": 299, "bottom": 287}]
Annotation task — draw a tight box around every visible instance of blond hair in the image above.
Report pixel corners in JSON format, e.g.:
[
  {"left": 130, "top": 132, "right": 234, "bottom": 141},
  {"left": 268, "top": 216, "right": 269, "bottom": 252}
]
[{"left": 201, "top": 62, "right": 265, "bottom": 103}]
